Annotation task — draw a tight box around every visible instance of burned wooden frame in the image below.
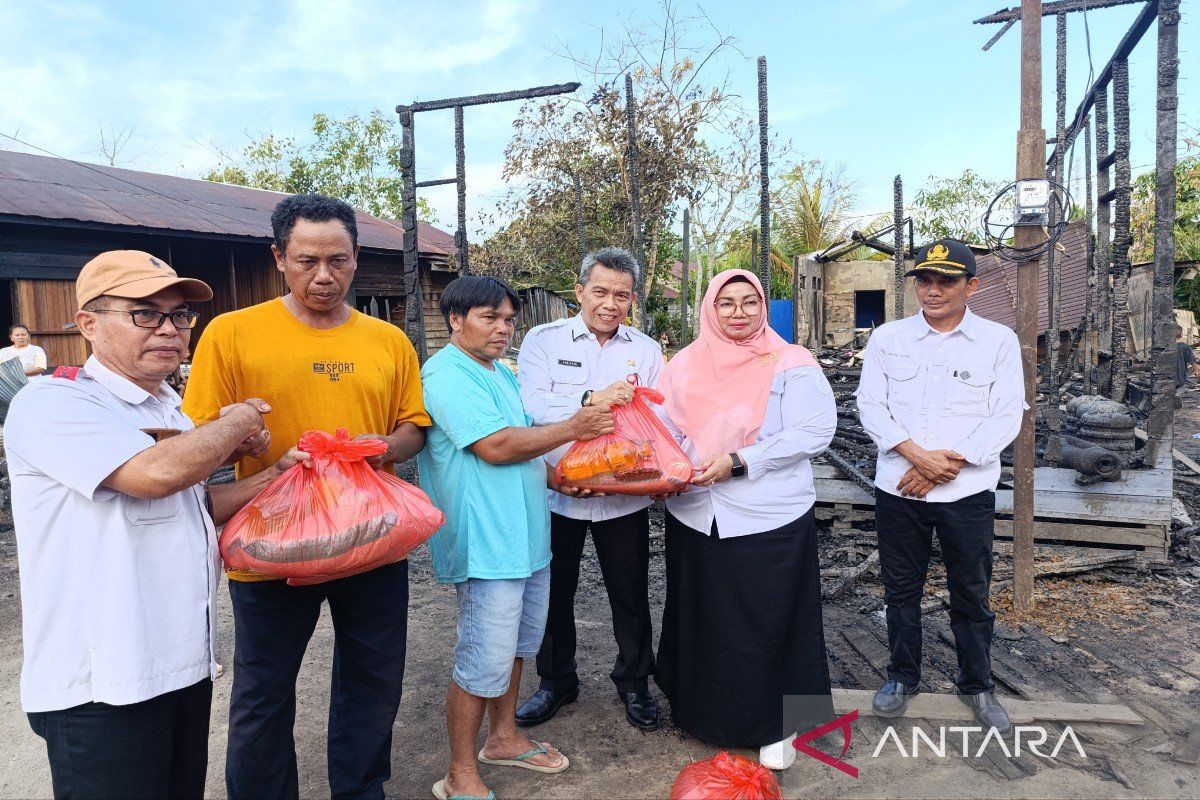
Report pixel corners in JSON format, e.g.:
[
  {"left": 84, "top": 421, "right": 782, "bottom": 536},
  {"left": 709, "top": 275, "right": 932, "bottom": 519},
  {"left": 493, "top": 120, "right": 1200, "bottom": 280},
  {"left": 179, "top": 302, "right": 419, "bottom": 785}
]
[{"left": 396, "top": 82, "right": 580, "bottom": 360}]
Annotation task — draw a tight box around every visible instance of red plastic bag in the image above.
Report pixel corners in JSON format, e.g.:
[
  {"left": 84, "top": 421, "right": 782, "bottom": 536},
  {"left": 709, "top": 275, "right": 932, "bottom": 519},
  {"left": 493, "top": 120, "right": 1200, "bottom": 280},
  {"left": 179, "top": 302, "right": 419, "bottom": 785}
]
[
  {"left": 553, "top": 379, "right": 693, "bottom": 496},
  {"left": 670, "top": 752, "right": 783, "bottom": 800},
  {"left": 219, "top": 428, "right": 444, "bottom": 586}
]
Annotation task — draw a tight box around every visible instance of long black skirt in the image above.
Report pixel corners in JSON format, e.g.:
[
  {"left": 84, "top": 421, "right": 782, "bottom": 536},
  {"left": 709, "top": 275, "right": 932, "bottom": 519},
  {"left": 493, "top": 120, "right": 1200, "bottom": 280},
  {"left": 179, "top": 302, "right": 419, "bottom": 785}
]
[{"left": 655, "top": 508, "right": 834, "bottom": 748}]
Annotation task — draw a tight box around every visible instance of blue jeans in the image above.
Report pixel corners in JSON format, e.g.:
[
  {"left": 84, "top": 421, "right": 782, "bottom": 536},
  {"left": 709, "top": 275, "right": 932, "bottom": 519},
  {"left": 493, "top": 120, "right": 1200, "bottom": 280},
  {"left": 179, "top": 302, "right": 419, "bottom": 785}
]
[{"left": 453, "top": 566, "right": 550, "bottom": 698}]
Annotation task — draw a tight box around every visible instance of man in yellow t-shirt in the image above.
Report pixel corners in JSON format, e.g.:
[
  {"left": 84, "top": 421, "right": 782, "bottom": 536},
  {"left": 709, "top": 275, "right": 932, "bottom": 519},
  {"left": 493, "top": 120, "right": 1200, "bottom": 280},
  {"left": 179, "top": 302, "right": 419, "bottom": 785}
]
[{"left": 183, "top": 194, "right": 430, "bottom": 800}]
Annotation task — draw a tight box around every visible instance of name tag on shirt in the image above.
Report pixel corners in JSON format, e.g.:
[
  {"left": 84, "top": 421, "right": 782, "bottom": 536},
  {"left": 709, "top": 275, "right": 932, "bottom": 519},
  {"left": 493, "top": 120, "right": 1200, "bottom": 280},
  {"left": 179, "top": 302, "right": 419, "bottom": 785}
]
[{"left": 557, "top": 359, "right": 582, "bottom": 368}]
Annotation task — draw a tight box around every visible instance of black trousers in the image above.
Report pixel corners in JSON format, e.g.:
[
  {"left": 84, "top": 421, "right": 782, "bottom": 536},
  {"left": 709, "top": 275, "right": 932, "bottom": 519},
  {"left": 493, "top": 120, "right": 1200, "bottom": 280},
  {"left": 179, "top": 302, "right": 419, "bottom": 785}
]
[
  {"left": 875, "top": 489, "right": 997, "bottom": 694},
  {"left": 225, "top": 559, "right": 409, "bottom": 800},
  {"left": 536, "top": 509, "right": 655, "bottom": 694},
  {"left": 28, "top": 678, "right": 212, "bottom": 800}
]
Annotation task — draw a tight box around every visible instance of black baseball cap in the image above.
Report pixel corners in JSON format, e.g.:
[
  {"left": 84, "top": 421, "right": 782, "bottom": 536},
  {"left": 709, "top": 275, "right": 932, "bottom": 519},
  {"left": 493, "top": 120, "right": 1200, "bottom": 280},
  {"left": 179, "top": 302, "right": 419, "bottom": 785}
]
[{"left": 906, "top": 239, "right": 976, "bottom": 278}]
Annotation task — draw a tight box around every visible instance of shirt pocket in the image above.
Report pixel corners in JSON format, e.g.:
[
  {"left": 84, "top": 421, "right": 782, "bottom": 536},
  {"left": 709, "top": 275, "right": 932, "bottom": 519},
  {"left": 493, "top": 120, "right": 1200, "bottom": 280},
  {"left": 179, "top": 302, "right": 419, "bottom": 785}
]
[
  {"left": 884, "top": 355, "right": 922, "bottom": 408},
  {"left": 549, "top": 361, "right": 588, "bottom": 388},
  {"left": 124, "top": 493, "right": 183, "bottom": 526},
  {"left": 946, "top": 367, "right": 995, "bottom": 416}
]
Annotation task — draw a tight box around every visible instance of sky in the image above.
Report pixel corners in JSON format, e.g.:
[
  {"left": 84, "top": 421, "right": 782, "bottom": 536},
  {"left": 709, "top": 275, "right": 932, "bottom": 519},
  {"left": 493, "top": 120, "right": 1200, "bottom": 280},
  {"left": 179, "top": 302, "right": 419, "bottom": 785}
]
[{"left": 0, "top": 0, "right": 1192, "bottom": 239}]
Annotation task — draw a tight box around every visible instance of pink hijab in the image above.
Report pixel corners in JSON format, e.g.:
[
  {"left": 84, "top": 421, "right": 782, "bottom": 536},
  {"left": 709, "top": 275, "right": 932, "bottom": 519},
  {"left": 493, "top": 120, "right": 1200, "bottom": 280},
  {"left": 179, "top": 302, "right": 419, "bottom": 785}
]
[{"left": 660, "top": 269, "right": 818, "bottom": 459}]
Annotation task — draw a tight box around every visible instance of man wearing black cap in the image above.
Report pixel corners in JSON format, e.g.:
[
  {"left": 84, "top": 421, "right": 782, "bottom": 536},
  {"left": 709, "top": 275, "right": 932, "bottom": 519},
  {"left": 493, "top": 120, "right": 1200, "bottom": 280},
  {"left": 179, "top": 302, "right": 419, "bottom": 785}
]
[{"left": 855, "top": 239, "right": 1025, "bottom": 734}]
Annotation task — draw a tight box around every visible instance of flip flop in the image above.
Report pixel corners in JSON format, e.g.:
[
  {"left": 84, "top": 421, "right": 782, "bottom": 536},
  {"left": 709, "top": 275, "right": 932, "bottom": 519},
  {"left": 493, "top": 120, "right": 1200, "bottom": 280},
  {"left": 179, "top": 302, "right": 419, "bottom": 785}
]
[
  {"left": 431, "top": 778, "right": 495, "bottom": 800},
  {"left": 477, "top": 740, "right": 570, "bottom": 774}
]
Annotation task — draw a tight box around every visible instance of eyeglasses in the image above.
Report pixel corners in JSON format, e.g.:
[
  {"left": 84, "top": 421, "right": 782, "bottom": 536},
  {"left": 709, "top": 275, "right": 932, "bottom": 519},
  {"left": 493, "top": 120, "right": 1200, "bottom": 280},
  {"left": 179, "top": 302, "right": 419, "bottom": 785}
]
[
  {"left": 90, "top": 309, "right": 200, "bottom": 329},
  {"left": 714, "top": 298, "right": 762, "bottom": 316}
]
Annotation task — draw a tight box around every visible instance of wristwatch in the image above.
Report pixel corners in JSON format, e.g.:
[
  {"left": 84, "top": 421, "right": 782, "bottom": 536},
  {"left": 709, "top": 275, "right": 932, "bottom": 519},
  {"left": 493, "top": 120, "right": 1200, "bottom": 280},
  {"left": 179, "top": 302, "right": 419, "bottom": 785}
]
[
  {"left": 729, "top": 452, "right": 747, "bottom": 478},
  {"left": 581, "top": 390, "right": 594, "bottom": 407}
]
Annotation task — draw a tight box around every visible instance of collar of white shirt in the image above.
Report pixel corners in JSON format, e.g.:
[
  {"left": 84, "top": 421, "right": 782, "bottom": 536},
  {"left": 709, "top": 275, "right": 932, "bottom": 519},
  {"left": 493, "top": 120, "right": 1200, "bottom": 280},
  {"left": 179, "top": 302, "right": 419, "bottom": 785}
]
[
  {"left": 568, "top": 314, "right": 633, "bottom": 343},
  {"left": 84, "top": 355, "right": 182, "bottom": 408},
  {"left": 913, "top": 307, "right": 980, "bottom": 341}
]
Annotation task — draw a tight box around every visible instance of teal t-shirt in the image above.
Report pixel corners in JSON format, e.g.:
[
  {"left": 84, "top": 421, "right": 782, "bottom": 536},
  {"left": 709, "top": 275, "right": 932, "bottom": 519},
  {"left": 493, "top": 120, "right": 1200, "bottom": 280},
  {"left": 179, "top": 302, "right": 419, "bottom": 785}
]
[{"left": 418, "top": 343, "right": 551, "bottom": 584}]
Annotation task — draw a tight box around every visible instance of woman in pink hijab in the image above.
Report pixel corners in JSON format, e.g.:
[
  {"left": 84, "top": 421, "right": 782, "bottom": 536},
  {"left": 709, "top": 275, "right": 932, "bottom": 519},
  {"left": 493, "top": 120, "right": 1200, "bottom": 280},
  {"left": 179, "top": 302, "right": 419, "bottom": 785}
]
[{"left": 655, "top": 269, "right": 837, "bottom": 770}]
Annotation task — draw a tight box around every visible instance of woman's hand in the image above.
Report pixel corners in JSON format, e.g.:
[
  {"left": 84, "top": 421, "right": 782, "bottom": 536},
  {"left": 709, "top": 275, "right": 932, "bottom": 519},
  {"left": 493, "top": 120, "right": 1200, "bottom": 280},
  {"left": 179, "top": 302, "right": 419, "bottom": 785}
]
[{"left": 691, "top": 454, "right": 734, "bottom": 487}]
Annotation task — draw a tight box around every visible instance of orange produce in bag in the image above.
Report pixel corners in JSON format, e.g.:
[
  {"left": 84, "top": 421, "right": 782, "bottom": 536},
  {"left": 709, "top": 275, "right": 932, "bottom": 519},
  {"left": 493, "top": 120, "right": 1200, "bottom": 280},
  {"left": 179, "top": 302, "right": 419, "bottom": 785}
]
[
  {"left": 554, "top": 379, "right": 693, "bottom": 496},
  {"left": 220, "top": 428, "right": 444, "bottom": 586},
  {"left": 670, "top": 752, "right": 783, "bottom": 800}
]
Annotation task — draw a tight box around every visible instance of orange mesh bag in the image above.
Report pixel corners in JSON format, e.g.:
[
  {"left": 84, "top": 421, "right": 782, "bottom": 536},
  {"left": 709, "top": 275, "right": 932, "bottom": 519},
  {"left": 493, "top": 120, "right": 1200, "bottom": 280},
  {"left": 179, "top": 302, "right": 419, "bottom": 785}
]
[
  {"left": 554, "top": 379, "right": 693, "bottom": 496},
  {"left": 219, "top": 428, "right": 445, "bottom": 586},
  {"left": 670, "top": 752, "right": 783, "bottom": 800}
]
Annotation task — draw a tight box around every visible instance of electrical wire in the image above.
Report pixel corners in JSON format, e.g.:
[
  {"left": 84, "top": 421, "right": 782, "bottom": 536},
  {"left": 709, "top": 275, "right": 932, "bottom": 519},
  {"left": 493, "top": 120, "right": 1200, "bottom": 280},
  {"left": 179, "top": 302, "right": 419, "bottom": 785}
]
[{"left": 982, "top": 179, "right": 1074, "bottom": 263}]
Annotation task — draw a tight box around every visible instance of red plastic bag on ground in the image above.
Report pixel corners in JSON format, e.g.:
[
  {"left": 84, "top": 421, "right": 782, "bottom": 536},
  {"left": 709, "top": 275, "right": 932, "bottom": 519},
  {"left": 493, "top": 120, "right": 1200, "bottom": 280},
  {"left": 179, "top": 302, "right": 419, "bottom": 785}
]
[
  {"left": 553, "top": 379, "right": 693, "bottom": 496},
  {"left": 219, "top": 428, "right": 444, "bottom": 586},
  {"left": 670, "top": 752, "right": 783, "bottom": 800}
]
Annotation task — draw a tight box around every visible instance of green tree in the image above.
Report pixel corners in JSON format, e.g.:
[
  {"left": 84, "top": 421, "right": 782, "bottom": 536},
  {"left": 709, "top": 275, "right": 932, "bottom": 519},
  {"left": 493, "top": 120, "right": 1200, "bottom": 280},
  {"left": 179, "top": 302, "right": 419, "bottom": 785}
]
[
  {"left": 1131, "top": 154, "right": 1200, "bottom": 264},
  {"left": 203, "top": 110, "right": 440, "bottom": 224},
  {"left": 911, "top": 169, "right": 1003, "bottom": 244}
]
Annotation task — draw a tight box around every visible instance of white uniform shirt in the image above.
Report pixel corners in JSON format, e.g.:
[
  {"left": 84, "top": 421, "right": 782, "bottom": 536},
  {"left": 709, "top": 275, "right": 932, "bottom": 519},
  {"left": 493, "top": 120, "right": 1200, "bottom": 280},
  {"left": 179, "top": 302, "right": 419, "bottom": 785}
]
[
  {"left": 518, "top": 315, "right": 664, "bottom": 522},
  {"left": 856, "top": 308, "right": 1025, "bottom": 503},
  {"left": 5, "top": 356, "right": 219, "bottom": 712},
  {"left": 661, "top": 366, "right": 837, "bottom": 538},
  {"left": 0, "top": 344, "right": 47, "bottom": 373}
]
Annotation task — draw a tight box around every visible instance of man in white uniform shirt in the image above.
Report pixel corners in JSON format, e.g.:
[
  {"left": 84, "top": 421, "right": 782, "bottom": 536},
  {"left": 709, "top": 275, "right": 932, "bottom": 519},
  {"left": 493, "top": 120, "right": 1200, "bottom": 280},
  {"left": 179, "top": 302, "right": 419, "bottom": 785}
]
[
  {"left": 5, "top": 251, "right": 294, "bottom": 799},
  {"left": 515, "top": 247, "right": 665, "bottom": 730},
  {"left": 856, "top": 239, "right": 1024, "bottom": 735}
]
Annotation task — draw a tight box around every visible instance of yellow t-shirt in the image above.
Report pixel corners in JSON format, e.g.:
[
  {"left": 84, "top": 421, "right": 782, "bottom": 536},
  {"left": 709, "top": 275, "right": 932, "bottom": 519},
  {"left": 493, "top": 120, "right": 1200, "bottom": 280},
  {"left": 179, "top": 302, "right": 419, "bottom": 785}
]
[{"left": 182, "top": 298, "right": 431, "bottom": 581}]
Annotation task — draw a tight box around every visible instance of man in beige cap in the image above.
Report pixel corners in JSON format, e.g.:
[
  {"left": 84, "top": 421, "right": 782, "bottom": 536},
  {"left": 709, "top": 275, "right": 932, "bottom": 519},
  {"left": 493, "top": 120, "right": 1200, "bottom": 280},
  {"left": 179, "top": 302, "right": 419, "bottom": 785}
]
[{"left": 5, "top": 251, "right": 303, "bottom": 799}]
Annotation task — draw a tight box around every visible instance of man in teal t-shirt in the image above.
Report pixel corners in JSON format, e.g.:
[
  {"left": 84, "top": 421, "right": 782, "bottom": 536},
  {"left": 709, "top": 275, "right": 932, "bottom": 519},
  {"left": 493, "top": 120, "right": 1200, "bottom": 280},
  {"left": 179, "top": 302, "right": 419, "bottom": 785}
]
[{"left": 418, "top": 276, "right": 612, "bottom": 800}]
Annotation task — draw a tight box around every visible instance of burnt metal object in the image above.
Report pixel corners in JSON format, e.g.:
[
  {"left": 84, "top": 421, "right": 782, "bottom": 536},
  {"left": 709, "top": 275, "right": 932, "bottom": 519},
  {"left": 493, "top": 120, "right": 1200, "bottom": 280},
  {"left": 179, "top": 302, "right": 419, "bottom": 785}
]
[
  {"left": 625, "top": 74, "right": 648, "bottom": 329},
  {"left": 758, "top": 56, "right": 772, "bottom": 309},
  {"left": 1059, "top": 395, "right": 1137, "bottom": 485},
  {"left": 397, "top": 81, "right": 581, "bottom": 360}
]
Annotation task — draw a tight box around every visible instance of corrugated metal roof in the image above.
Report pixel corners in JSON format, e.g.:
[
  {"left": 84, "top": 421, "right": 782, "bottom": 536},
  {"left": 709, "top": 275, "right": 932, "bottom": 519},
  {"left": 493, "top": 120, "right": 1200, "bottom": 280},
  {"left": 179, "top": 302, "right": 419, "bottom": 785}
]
[
  {"left": 0, "top": 149, "right": 453, "bottom": 255},
  {"left": 968, "top": 220, "right": 1089, "bottom": 335}
]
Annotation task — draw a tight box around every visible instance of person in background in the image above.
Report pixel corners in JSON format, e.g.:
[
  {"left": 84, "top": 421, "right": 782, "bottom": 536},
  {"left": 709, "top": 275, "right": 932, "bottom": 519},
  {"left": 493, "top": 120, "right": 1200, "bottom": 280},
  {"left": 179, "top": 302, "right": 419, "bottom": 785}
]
[
  {"left": 515, "top": 247, "right": 664, "bottom": 731},
  {"left": 419, "top": 275, "right": 613, "bottom": 800},
  {"left": 0, "top": 324, "right": 47, "bottom": 376},
  {"left": 5, "top": 250, "right": 276, "bottom": 799},
  {"left": 856, "top": 239, "right": 1025, "bottom": 735},
  {"left": 655, "top": 268, "right": 838, "bottom": 770},
  {"left": 1176, "top": 324, "right": 1198, "bottom": 407},
  {"left": 183, "top": 193, "right": 429, "bottom": 800}
]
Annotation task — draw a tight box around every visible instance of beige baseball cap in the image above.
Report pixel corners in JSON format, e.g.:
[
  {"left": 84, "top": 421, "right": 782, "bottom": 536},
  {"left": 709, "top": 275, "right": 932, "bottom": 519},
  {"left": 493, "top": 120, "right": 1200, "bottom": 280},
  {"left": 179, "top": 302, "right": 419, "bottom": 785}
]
[{"left": 76, "top": 250, "right": 214, "bottom": 308}]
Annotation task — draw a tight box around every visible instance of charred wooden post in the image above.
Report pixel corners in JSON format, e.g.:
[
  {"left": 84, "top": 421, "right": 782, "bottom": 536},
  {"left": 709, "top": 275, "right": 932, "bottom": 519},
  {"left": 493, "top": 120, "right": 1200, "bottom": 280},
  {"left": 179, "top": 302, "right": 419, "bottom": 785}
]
[
  {"left": 681, "top": 208, "right": 691, "bottom": 344},
  {"left": 1083, "top": 116, "right": 1096, "bottom": 394},
  {"left": 625, "top": 74, "right": 648, "bottom": 330},
  {"left": 397, "top": 105, "right": 427, "bottom": 362},
  {"left": 1095, "top": 85, "right": 1113, "bottom": 393},
  {"left": 572, "top": 169, "right": 585, "bottom": 266},
  {"left": 893, "top": 175, "right": 905, "bottom": 320},
  {"left": 1110, "top": 59, "right": 1133, "bottom": 402},
  {"left": 1013, "top": 0, "right": 1047, "bottom": 617},
  {"left": 454, "top": 105, "right": 469, "bottom": 275},
  {"left": 758, "top": 56, "right": 772, "bottom": 309},
  {"left": 1145, "top": 0, "right": 1181, "bottom": 470},
  {"left": 1046, "top": 13, "right": 1067, "bottom": 391}
]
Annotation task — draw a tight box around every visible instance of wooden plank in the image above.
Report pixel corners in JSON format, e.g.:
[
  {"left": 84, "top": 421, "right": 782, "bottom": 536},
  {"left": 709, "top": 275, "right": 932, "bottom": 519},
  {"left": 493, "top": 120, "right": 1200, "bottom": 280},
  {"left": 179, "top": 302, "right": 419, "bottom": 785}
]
[
  {"left": 1030, "top": 467, "right": 1173, "bottom": 499},
  {"left": 994, "top": 520, "right": 1166, "bottom": 548},
  {"left": 832, "top": 688, "right": 1143, "bottom": 725},
  {"left": 995, "top": 489, "right": 1170, "bottom": 524},
  {"left": 814, "top": 477, "right": 874, "bottom": 505}
]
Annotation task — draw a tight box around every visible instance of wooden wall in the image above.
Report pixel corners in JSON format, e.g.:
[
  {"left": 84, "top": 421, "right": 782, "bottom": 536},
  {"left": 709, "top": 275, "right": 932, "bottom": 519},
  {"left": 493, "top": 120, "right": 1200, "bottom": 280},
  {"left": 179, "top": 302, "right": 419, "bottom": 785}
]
[
  {"left": 12, "top": 279, "right": 88, "bottom": 366},
  {"left": 513, "top": 286, "right": 570, "bottom": 348}
]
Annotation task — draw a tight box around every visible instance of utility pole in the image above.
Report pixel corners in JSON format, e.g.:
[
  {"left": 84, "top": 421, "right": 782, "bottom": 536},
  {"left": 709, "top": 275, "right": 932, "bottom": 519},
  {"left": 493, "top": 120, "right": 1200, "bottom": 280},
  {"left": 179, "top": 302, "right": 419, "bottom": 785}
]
[{"left": 1012, "top": 0, "right": 1047, "bottom": 617}]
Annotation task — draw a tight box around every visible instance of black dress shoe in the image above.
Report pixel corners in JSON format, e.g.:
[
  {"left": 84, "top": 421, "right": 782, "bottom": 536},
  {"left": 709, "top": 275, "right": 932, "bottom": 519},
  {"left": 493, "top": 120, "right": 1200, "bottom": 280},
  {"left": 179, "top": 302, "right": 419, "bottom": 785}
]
[
  {"left": 515, "top": 687, "right": 578, "bottom": 727},
  {"left": 872, "top": 680, "right": 919, "bottom": 717},
  {"left": 620, "top": 689, "right": 660, "bottom": 731},
  {"left": 959, "top": 691, "right": 1012, "bottom": 735}
]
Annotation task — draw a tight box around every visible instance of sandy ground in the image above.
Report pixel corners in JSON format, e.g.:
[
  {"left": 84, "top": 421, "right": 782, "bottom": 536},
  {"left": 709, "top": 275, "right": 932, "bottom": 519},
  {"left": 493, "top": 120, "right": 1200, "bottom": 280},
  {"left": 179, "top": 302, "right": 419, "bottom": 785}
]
[{"left": 2, "top": 469, "right": 1199, "bottom": 797}]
